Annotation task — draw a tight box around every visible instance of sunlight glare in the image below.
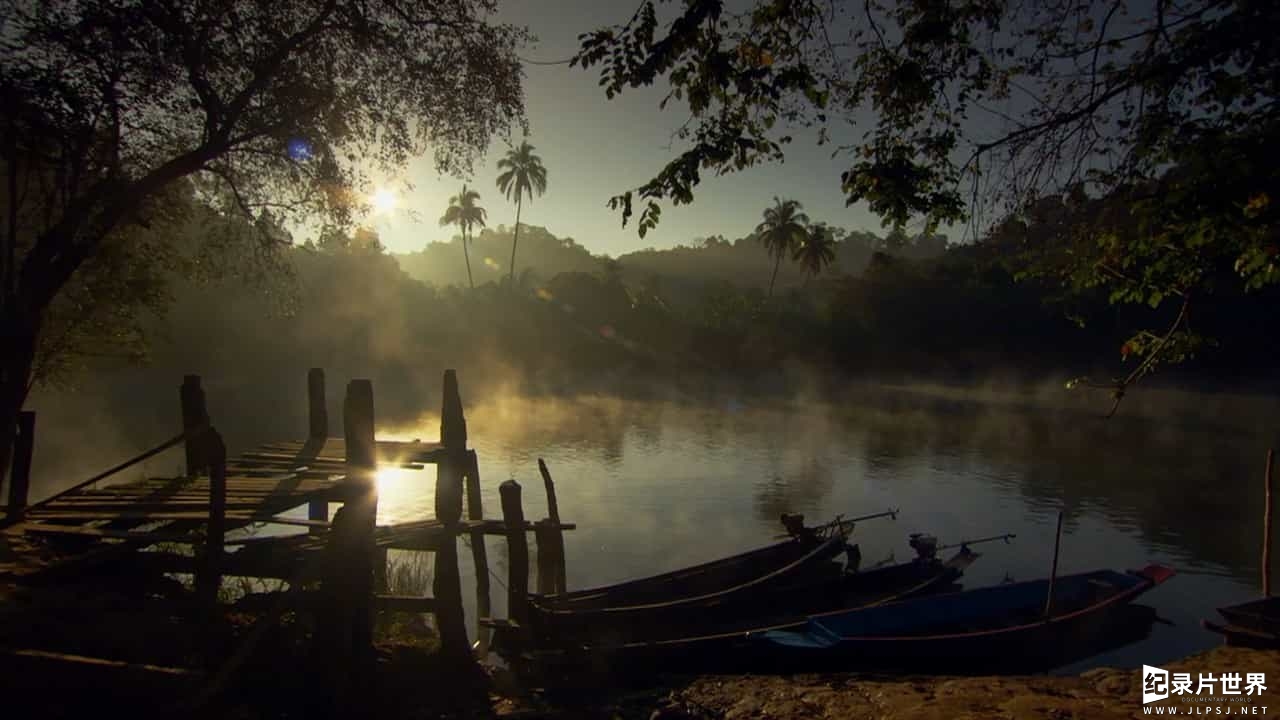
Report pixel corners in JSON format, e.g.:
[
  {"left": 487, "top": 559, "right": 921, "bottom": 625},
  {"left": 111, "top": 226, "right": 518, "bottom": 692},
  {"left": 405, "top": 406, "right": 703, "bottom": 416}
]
[
  {"left": 376, "top": 467, "right": 405, "bottom": 491},
  {"left": 370, "top": 187, "right": 397, "bottom": 215}
]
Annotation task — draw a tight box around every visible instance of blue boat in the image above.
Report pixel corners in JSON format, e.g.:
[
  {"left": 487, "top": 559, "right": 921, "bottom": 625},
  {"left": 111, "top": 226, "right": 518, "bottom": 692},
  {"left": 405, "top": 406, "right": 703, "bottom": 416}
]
[{"left": 756, "top": 565, "right": 1174, "bottom": 673}]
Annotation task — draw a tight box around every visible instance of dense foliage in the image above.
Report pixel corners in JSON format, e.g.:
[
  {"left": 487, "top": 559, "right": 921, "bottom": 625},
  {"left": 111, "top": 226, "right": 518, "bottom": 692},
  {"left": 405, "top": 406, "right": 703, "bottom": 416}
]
[
  {"left": 572, "top": 0, "right": 1279, "bottom": 395},
  {"left": 0, "top": 0, "right": 529, "bottom": 480},
  {"left": 124, "top": 225, "right": 1277, "bottom": 418}
]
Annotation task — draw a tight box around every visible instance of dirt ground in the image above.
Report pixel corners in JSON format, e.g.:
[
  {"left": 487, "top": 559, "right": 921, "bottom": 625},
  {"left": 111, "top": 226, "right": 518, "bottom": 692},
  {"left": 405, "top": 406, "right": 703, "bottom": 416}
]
[
  {"left": 494, "top": 647, "right": 1280, "bottom": 720},
  {"left": 5, "top": 568, "right": 1280, "bottom": 720}
]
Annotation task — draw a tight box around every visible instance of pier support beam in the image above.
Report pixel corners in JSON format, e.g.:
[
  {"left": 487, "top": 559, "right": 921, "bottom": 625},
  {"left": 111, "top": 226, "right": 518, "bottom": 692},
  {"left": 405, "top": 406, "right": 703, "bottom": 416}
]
[
  {"left": 179, "top": 376, "right": 209, "bottom": 477},
  {"left": 465, "top": 449, "right": 491, "bottom": 654},
  {"left": 5, "top": 411, "right": 34, "bottom": 520},
  {"left": 499, "top": 479, "right": 530, "bottom": 627},
  {"left": 433, "top": 369, "right": 470, "bottom": 660},
  {"left": 308, "top": 368, "right": 328, "bottom": 440},
  {"left": 195, "top": 429, "right": 227, "bottom": 612},
  {"left": 318, "top": 379, "right": 378, "bottom": 708},
  {"left": 536, "top": 458, "right": 567, "bottom": 595},
  {"left": 307, "top": 368, "right": 329, "bottom": 530}
]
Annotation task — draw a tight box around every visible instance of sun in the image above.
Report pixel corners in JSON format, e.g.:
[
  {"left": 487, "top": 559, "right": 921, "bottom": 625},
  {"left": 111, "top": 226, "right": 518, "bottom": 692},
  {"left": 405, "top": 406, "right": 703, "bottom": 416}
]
[{"left": 370, "top": 187, "right": 397, "bottom": 215}]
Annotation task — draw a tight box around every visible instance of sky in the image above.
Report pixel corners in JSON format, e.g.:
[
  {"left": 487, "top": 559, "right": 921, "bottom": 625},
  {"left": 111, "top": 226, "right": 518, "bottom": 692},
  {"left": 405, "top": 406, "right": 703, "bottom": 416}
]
[{"left": 358, "top": 1, "right": 895, "bottom": 257}]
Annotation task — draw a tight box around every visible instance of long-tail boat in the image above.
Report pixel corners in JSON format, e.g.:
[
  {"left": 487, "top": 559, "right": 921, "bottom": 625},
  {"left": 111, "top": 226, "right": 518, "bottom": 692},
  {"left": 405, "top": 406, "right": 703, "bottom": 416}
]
[{"left": 756, "top": 564, "right": 1174, "bottom": 674}]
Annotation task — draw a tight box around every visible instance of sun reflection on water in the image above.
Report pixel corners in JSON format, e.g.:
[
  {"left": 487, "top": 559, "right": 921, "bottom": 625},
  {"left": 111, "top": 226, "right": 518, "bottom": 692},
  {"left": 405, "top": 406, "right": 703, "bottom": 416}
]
[{"left": 374, "top": 467, "right": 435, "bottom": 525}]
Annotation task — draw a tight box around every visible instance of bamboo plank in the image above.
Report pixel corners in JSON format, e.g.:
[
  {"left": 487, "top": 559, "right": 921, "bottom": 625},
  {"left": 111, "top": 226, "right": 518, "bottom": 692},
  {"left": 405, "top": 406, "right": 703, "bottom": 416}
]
[
  {"left": 265, "top": 438, "right": 444, "bottom": 452},
  {"left": 19, "top": 511, "right": 321, "bottom": 521},
  {"left": 257, "top": 439, "right": 445, "bottom": 463},
  {"left": 373, "top": 594, "right": 439, "bottom": 613},
  {"left": 87, "top": 485, "right": 339, "bottom": 498},
  {"left": 44, "top": 489, "right": 333, "bottom": 501},
  {"left": 16, "top": 525, "right": 203, "bottom": 543},
  {"left": 4, "top": 648, "right": 198, "bottom": 677},
  {"left": 37, "top": 501, "right": 292, "bottom": 511},
  {"left": 235, "top": 453, "right": 425, "bottom": 470}
]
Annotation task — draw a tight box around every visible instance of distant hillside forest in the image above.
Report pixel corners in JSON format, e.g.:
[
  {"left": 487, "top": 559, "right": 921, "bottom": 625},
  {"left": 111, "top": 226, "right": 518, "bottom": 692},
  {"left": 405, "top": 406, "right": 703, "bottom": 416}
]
[
  {"left": 395, "top": 223, "right": 948, "bottom": 304},
  {"left": 106, "top": 221, "right": 1277, "bottom": 415}
]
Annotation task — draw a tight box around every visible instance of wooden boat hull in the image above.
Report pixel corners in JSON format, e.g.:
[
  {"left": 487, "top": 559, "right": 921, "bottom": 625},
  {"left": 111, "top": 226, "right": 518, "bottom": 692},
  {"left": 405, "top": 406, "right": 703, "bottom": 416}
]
[
  {"left": 507, "top": 549, "right": 978, "bottom": 676},
  {"left": 1203, "top": 597, "right": 1280, "bottom": 648},
  {"left": 758, "top": 564, "right": 1174, "bottom": 674},
  {"left": 1214, "top": 596, "right": 1280, "bottom": 636},
  {"left": 526, "top": 532, "right": 853, "bottom": 646},
  {"left": 1202, "top": 619, "right": 1280, "bottom": 648},
  {"left": 531, "top": 530, "right": 845, "bottom": 612}
]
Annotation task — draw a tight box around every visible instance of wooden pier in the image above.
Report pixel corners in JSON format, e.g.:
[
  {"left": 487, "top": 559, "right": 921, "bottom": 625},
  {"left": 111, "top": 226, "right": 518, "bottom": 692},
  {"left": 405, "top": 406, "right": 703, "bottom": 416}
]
[{"left": 0, "top": 368, "right": 572, "bottom": 713}]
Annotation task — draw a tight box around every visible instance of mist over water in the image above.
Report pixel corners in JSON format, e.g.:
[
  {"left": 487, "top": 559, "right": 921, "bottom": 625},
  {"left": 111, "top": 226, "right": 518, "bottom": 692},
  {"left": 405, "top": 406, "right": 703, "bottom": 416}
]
[{"left": 23, "top": 369, "right": 1277, "bottom": 671}]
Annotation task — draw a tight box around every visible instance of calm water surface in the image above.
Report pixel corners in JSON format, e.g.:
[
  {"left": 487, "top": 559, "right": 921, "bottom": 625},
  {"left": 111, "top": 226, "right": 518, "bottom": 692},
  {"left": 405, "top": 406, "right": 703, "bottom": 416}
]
[{"left": 344, "top": 385, "right": 1279, "bottom": 673}]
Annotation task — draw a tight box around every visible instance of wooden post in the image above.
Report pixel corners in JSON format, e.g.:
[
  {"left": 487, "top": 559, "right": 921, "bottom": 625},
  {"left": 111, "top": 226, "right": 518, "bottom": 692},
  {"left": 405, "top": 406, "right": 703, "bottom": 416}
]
[
  {"left": 440, "top": 369, "right": 467, "bottom": 452},
  {"left": 317, "top": 505, "right": 363, "bottom": 713},
  {"left": 308, "top": 368, "right": 328, "bottom": 440},
  {"left": 538, "top": 459, "right": 561, "bottom": 522},
  {"left": 1264, "top": 449, "right": 1275, "bottom": 597},
  {"left": 534, "top": 520, "right": 557, "bottom": 595},
  {"left": 6, "top": 411, "right": 34, "bottom": 520},
  {"left": 196, "top": 429, "right": 227, "bottom": 611},
  {"left": 1044, "top": 510, "right": 1065, "bottom": 618},
  {"left": 340, "top": 380, "right": 377, "bottom": 663},
  {"left": 500, "top": 479, "right": 530, "bottom": 626},
  {"left": 180, "top": 375, "right": 209, "bottom": 477},
  {"left": 433, "top": 370, "right": 469, "bottom": 659},
  {"left": 307, "top": 369, "right": 329, "bottom": 529},
  {"left": 432, "top": 455, "right": 468, "bottom": 660},
  {"left": 465, "top": 450, "right": 492, "bottom": 654},
  {"left": 537, "top": 459, "right": 567, "bottom": 594},
  {"left": 343, "top": 379, "right": 376, "bottom": 470}
]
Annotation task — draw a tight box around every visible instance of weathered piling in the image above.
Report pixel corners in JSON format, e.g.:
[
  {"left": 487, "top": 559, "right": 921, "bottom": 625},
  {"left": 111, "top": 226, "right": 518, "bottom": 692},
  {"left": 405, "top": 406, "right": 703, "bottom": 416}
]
[
  {"left": 195, "top": 429, "right": 227, "bottom": 611},
  {"left": 1044, "top": 510, "right": 1065, "bottom": 617},
  {"left": 317, "top": 379, "right": 378, "bottom": 704},
  {"left": 465, "top": 449, "right": 492, "bottom": 654},
  {"left": 307, "top": 368, "right": 329, "bottom": 530},
  {"left": 536, "top": 458, "right": 567, "bottom": 595},
  {"left": 1265, "top": 448, "right": 1275, "bottom": 597},
  {"left": 5, "top": 411, "right": 35, "bottom": 519},
  {"left": 308, "top": 368, "right": 328, "bottom": 440},
  {"left": 432, "top": 369, "right": 469, "bottom": 660},
  {"left": 500, "top": 479, "right": 530, "bottom": 626},
  {"left": 180, "top": 375, "right": 209, "bottom": 476},
  {"left": 342, "top": 379, "right": 377, "bottom": 654}
]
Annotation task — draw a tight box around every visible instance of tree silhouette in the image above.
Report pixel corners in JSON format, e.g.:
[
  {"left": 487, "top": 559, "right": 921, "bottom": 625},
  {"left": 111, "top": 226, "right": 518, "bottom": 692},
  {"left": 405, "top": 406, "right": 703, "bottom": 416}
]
[
  {"left": 0, "top": 0, "right": 527, "bottom": 483},
  {"left": 793, "top": 223, "right": 837, "bottom": 286},
  {"left": 754, "top": 197, "right": 809, "bottom": 298},
  {"left": 439, "top": 185, "right": 486, "bottom": 289},
  {"left": 572, "top": 0, "right": 1280, "bottom": 387},
  {"left": 495, "top": 141, "right": 548, "bottom": 287}
]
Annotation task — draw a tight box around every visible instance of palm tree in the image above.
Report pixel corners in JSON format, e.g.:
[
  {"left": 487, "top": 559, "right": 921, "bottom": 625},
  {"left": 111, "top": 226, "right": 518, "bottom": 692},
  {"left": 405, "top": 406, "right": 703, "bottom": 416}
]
[
  {"left": 495, "top": 141, "right": 548, "bottom": 286},
  {"left": 439, "top": 184, "right": 486, "bottom": 289},
  {"left": 793, "top": 223, "right": 837, "bottom": 286},
  {"left": 754, "top": 197, "right": 809, "bottom": 297}
]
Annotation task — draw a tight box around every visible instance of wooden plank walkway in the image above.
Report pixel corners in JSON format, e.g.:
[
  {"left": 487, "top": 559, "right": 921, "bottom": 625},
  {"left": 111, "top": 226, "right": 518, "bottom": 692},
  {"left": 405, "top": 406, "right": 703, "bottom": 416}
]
[
  {"left": 0, "top": 367, "right": 578, "bottom": 702},
  {"left": 0, "top": 435, "right": 526, "bottom": 581}
]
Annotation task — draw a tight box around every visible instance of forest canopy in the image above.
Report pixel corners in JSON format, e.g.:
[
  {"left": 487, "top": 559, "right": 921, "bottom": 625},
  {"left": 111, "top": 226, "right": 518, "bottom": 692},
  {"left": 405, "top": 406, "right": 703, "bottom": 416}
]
[
  {"left": 0, "top": 0, "right": 529, "bottom": 483},
  {"left": 574, "top": 0, "right": 1278, "bottom": 400}
]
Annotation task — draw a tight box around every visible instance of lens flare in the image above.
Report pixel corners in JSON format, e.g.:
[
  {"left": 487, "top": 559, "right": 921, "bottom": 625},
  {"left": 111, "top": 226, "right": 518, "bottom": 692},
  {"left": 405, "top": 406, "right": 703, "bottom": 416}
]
[
  {"left": 370, "top": 187, "right": 397, "bottom": 215},
  {"left": 287, "top": 138, "right": 313, "bottom": 161}
]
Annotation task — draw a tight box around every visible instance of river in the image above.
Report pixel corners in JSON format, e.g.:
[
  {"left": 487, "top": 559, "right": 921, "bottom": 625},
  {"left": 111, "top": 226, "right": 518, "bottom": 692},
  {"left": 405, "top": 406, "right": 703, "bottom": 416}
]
[
  {"left": 25, "top": 376, "right": 1280, "bottom": 672},
  {"left": 351, "top": 383, "right": 1274, "bottom": 672}
]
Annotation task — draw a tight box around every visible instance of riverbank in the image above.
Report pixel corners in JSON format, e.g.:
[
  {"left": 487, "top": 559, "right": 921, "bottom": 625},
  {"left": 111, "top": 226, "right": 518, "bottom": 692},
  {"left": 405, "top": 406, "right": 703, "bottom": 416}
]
[
  {"left": 3, "top": 577, "right": 1277, "bottom": 720},
  {"left": 494, "top": 646, "right": 1280, "bottom": 719}
]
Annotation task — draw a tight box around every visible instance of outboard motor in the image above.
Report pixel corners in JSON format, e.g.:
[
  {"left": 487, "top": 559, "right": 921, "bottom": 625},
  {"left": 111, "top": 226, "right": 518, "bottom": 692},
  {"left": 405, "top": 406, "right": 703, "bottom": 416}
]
[
  {"left": 909, "top": 533, "right": 938, "bottom": 561},
  {"left": 844, "top": 542, "right": 862, "bottom": 573},
  {"left": 780, "top": 513, "right": 808, "bottom": 539}
]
